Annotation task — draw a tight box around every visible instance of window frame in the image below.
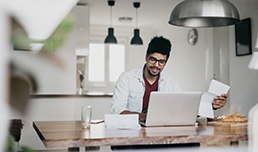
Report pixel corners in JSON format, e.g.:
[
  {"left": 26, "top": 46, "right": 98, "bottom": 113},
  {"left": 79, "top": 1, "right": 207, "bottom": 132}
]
[{"left": 84, "top": 36, "right": 128, "bottom": 93}]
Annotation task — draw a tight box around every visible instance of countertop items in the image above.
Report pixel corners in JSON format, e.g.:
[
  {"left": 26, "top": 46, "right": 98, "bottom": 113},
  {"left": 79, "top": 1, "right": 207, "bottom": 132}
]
[{"left": 207, "top": 112, "right": 248, "bottom": 123}]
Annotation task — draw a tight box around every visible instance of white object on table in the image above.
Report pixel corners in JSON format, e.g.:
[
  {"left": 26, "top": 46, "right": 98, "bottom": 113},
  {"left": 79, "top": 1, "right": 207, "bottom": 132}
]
[
  {"left": 104, "top": 114, "right": 141, "bottom": 130},
  {"left": 198, "top": 79, "right": 230, "bottom": 118}
]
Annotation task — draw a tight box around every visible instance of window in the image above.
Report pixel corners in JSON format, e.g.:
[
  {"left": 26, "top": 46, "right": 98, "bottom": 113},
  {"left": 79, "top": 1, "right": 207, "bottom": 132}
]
[
  {"left": 86, "top": 42, "right": 125, "bottom": 91},
  {"left": 88, "top": 43, "right": 105, "bottom": 82},
  {"left": 109, "top": 44, "right": 125, "bottom": 82}
]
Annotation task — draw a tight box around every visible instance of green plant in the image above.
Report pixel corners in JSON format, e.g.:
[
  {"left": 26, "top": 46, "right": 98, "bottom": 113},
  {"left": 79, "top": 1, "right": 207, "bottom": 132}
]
[{"left": 5, "top": 135, "right": 36, "bottom": 152}]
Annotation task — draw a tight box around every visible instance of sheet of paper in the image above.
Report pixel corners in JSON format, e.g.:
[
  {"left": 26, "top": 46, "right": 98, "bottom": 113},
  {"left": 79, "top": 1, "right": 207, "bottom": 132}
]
[
  {"left": 208, "top": 79, "right": 230, "bottom": 95},
  {"left": 198, "top": 92, "right": 217, "bottom": 118},
  {"left": 104, "top": 114, "right": 141, "bottom": 130},
  {"left": 198, "top": 79, "right": 230, "bottom": 118}
]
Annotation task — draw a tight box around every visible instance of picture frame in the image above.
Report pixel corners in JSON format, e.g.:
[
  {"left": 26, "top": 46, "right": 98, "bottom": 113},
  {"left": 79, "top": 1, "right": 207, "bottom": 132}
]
[{"left": 235, "top": 18, "right": 252, "bottom": 56}]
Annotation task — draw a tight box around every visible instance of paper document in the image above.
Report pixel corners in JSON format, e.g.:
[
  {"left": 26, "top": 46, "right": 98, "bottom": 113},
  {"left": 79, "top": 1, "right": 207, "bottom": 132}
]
[
  {"left": 198, "top": 79, "right": 230, "bottom": 118},
  {"left": 104, "top": 114, "right": 141, "bottom": 130}
]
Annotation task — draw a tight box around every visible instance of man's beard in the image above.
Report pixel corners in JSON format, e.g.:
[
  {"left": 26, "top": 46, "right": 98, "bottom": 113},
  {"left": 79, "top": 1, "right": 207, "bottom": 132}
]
[{"left": 147, "top": 66, "right": 160, "bottom": 77}]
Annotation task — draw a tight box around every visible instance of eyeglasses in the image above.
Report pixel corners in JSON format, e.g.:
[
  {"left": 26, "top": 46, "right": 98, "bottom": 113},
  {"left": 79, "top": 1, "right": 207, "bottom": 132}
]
[{"left": 148, "top": 56, "right": 167, "bottom": 66}]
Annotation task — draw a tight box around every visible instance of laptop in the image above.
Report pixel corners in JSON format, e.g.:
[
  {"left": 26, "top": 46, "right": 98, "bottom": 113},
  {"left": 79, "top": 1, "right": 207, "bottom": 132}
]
[{"left": 140, "top": 92, "right": 202, "bottom": 127}]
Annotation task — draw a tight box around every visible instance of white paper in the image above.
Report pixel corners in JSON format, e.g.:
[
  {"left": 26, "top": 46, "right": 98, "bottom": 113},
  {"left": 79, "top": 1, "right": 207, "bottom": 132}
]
[
  {"left": 104, "top": 114, "right": 141, "bottom": 130},
  {"left": 198, "top": 79, "right": 230, "bottom": 118},
  {"left": 208, "top": 79, "right": 230, "bottom": 95}
]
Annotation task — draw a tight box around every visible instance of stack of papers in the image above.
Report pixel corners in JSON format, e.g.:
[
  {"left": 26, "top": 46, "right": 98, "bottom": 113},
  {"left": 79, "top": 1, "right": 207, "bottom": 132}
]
[{"left": 198, "top": 79, "right": 230, "bottom": 118}]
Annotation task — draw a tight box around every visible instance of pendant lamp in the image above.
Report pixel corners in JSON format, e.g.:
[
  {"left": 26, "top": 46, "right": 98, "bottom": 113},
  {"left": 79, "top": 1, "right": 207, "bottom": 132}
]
[
  {"left": 168, "top": 0, "right": 241, "bottom": 28},
  {"left": 130, "top": 2, "right": 143, "bottom": 45},
  {"left": 104, "top": 0, "right": 117, "bottom": 44}
]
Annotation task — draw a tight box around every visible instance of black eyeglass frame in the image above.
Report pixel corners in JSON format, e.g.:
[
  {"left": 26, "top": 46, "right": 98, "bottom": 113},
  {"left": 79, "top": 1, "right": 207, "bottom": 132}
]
[{"left": 148, "top": 56, "right": 167, "bottom": 66}]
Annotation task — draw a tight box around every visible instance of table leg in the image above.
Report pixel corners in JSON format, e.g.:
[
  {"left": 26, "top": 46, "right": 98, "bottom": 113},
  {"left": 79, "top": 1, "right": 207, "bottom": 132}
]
[
  {"left": 79, "top": 147, "right": 85, "bottom": 152},
  {"left": 85, "top": 147, "right": 100, "bottom": 151},
  {"left": 68, "top": 147, "right": 79, "bottom": 152},
  {"left": 230, "top": 141, "right": 239, "bottom": 146},
  {"left": 68, "top": 147, "right": 100, "bottom": 152}
]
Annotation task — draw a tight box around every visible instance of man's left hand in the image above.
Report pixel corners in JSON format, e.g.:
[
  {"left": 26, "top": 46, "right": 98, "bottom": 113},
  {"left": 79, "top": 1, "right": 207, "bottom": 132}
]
[{"left": 213, "top": 94, "right": 228, "bottom": 109}]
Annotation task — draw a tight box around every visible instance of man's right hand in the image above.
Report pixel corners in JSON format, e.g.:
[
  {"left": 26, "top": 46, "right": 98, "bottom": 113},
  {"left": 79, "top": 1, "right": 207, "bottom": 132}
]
[
  {"left": 120, "top": 110, "right": 147, "bottom": 122},
  {"left": 139, "top": 113, "right": 147, "bottom": 122}
]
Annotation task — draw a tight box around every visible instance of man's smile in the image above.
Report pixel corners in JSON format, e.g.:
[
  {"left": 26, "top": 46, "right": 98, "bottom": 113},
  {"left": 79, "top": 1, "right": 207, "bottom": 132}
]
[{"left": 150, "top": 66, "right": 160, "bottom": 73}]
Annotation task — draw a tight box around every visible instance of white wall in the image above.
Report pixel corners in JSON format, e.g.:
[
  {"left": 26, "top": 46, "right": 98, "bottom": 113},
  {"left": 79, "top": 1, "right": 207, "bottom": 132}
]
[
  {"left": 156, "top": 25, "right": 210, "bottom": 93},
  {"left": 228, "top": 1, "right": 258, "bottom": 116},
  {"left": 212, "top": 27, "right": 231, "bottom": 117}
]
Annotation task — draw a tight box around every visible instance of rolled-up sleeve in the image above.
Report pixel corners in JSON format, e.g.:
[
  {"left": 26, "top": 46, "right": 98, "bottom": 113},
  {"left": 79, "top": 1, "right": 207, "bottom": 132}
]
[{"left": 110, "top": 72, "right": 129, "bottom": 114}]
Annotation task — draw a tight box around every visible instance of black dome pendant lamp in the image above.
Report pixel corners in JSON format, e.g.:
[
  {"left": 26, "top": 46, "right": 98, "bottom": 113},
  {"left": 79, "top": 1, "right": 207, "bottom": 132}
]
[
  {"left": 130, "top": 2, "right": 143, "bottom": 45},
  {"left": 104, "top": 0, "right": 117, "bottom": 44}
]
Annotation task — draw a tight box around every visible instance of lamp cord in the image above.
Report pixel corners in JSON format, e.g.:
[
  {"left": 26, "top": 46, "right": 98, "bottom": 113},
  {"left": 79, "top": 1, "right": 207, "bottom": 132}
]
[
  {"left": 136, "top": 8, "right": 138, "bottom": 28},
  {"left": 110, "top": 6, "right": 112, "bottom": 27}
]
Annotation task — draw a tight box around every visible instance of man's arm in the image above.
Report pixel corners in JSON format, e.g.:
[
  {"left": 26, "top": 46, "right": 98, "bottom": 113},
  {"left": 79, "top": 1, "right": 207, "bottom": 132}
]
[
  {"left": 213, "top": 93, "right": 228, "bottom": 109},
  {"left": 110, "top": 72, "right": 133, "bottom": 114},
  {"left": 120, "top": 110, "right": 147, "bottom": 122}
]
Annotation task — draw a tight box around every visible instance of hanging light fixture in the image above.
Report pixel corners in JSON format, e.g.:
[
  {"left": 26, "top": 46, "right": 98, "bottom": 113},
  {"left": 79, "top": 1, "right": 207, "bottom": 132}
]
[
  {"left": 168, "top": 0, "right": 241, "bottom": 28},
  {"left": 104, "top": 0, "right": 117, "bottom": 44},
  {"left": 130, "top": 2, "right": 143, "bottom": 45}
]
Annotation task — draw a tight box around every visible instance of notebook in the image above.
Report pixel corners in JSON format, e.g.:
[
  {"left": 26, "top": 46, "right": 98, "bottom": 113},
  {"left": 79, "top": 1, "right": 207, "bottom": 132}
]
[{"left": 140, "top": 92, "right": 202, "bottom": 127}]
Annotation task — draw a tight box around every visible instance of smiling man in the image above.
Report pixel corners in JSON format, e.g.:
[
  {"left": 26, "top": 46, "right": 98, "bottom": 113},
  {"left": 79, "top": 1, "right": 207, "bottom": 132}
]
[{"left": 110, "top": 36, "right": 227, "bottom": 122}]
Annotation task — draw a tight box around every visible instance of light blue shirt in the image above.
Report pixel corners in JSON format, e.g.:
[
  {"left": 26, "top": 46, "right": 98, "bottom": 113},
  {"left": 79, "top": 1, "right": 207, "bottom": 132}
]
[{"left": 110, "top": 65, "right": 182, "bottom": 114}]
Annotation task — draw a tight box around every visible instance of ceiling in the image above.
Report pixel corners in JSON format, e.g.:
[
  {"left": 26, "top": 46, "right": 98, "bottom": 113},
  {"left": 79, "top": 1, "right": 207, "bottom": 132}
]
[{"left": 78, "top": 0, "right": 182, "bottom": 30}]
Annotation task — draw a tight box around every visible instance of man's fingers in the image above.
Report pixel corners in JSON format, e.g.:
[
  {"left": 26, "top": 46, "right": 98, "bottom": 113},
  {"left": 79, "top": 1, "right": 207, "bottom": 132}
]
[
  {"left": 215, "top": 96, "right": 226, "bottom": 100},
  {"left": 213, "top": 94, "right": 228, "bottom": 109},
  {"left": 221, "top": 94, "right": 228, "bottom": 98},
  {"left": 213, "top": 100, "right": 226, "bottom": 108}
]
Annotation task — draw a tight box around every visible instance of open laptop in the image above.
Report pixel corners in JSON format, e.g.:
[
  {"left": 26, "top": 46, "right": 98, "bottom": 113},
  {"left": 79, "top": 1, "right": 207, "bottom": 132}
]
[{"left": 140, "top": 92, "right": 202, "bottom": 127}]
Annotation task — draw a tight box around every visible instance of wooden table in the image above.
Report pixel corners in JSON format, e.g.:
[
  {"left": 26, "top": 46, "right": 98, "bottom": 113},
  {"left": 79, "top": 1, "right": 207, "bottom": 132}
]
[{"left": 32, "top": 120, "right": 248, "bottom": 148}]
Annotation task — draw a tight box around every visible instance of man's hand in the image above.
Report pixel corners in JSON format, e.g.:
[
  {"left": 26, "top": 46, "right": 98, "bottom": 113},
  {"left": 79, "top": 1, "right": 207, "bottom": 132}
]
[
  {"left": 120, "top": 110, "right": 147, "bottom": 122},
  {"left": 139, "top": 113, "right": 147, "bottom": 122},
  {"left": 213, "top": 94, "right": 228, "bottom": 109}
]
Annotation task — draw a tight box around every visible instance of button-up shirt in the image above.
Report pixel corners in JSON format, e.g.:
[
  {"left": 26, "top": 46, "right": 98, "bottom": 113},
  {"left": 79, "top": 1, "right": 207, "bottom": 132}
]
[{"left": 110, "top": 64, "right": 182, "bottom": 114}]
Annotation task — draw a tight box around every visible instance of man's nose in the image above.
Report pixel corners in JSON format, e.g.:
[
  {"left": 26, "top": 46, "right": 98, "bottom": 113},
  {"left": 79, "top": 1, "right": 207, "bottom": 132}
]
[{"left": 154, "top": 61, "right": 159, "bottom": 67}]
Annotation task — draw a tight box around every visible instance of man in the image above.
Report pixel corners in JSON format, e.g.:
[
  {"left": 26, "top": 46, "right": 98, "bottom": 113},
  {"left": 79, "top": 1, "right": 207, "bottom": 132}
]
[{"left": 110, "top": 36, "right": 228, "bottom": 122}]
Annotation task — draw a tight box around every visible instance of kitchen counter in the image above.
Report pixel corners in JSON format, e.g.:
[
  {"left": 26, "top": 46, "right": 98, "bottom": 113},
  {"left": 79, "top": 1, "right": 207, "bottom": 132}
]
[{"left": 30, "top": 93, "right": 113, "bottom": 98}]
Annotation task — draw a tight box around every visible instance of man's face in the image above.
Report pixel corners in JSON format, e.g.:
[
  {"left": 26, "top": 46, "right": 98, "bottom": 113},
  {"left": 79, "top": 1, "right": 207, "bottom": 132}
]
[{"left": 145, "top": 53, "right": 167, "bottom": 77}]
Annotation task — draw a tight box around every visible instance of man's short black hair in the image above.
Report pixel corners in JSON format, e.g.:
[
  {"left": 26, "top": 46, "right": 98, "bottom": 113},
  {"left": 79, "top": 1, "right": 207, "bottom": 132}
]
[{"left": 146, "top": 36, "right": 171, "bottom": 60}]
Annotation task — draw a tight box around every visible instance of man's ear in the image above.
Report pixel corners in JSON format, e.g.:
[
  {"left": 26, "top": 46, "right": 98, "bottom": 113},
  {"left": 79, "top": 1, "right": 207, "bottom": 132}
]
[{"left": 145, "top": 54, "right": 148, "bottom": 62}]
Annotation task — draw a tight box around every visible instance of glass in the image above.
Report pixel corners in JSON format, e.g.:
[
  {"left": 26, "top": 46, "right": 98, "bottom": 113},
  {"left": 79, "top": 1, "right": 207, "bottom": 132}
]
[
  {"left": 81, "top": 105, "right": 92, "bottom": 129},
  {"left": 89, "top": 43, "right": 104, "bottom": 82},
  {"left": 109, "top": 44, "right": 125, "bottom": 82},
  {"left": 81, "top": 128, "right": 91, "bottom": 138},
  {"left": 148, "top": 56, "right": 166, "bottom": 66}
]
